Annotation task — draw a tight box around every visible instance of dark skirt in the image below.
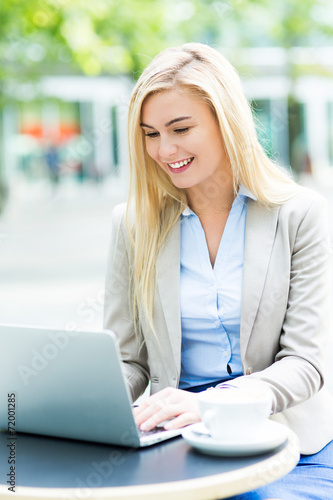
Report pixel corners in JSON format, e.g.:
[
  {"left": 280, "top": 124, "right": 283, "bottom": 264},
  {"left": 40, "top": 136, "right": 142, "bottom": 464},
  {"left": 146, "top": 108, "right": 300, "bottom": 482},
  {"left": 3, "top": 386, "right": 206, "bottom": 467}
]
[{"left": 227, "top": 439, "right": 333, "bottom": 500}]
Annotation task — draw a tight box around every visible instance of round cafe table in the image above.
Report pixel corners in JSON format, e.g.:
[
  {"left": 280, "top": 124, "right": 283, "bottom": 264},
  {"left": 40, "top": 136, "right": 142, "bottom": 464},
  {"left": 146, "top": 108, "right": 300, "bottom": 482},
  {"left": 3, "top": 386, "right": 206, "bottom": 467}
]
[{"left": 0, "top": 428, "right": 299, "bottom": 500}]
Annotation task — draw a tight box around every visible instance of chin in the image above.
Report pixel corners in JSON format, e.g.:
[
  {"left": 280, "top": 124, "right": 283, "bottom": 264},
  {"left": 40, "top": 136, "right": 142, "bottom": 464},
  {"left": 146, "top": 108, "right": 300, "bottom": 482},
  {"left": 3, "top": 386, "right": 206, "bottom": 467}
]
[{"left": 170, "top": 179, "right": 194, "bottom": 190}]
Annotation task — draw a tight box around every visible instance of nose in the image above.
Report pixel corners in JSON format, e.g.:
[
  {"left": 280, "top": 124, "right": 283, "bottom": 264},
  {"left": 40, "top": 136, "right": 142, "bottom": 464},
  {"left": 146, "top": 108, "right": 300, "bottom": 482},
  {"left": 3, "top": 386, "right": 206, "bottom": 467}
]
[{"left": 158, "top": 135, "right": 177, "bottom": 161}]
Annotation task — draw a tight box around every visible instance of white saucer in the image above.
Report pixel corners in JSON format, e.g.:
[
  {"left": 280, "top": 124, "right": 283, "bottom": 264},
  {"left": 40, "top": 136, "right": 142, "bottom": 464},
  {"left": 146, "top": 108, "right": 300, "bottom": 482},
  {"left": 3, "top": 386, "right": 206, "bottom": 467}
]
[{"left": 182, "top": 420, "right": 288, "bottom": 457}]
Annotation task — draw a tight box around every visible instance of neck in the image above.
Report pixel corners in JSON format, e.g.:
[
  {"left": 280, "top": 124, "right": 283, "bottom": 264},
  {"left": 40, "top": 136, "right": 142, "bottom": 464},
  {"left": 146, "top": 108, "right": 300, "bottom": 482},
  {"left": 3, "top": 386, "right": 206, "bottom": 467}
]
[{"left": 186, "top": 178, "right": 236, "bottom": 216}]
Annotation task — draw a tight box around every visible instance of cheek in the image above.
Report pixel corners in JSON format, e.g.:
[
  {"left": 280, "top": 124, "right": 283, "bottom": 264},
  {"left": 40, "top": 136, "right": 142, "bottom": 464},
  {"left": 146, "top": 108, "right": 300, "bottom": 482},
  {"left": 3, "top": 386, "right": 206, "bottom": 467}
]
[{"left": 145, "top": 140, "right": 158, "bottom": 161}]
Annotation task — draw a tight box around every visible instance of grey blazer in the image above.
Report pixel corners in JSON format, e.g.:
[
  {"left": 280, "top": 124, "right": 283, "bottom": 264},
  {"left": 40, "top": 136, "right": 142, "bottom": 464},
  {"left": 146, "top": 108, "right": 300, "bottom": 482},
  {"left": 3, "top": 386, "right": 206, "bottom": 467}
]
[{"left": 104, "top": 188, "right": 333, "bottom": 454}]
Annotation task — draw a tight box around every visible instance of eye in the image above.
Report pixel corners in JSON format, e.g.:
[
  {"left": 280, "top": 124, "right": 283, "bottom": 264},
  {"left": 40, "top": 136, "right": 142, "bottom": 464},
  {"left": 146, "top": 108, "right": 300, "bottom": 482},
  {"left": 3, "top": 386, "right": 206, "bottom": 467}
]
[
  {"left": 174, "top": 127, "right": 190, "bottom": 134},
  {"left": 144, "top": 131, "right": 159, "bottom": 138}
]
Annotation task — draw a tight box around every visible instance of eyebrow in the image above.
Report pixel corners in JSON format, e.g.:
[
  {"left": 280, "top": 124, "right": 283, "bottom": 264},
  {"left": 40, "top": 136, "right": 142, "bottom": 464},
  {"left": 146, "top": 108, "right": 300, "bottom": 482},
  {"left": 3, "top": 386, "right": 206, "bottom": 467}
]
[{"left": 140, "top": 116, "right": 192, "bottom": 129}]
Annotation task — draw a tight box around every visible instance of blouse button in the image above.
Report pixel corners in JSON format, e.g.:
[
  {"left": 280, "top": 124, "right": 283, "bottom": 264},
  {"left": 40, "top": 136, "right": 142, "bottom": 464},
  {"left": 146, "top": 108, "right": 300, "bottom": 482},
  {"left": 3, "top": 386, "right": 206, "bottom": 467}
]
[
  {"left": 246, "top": 367, "right": 253, "bottom": 375},
  {"left": 214, "top": 320, "right": 220, "bottom": 327}
]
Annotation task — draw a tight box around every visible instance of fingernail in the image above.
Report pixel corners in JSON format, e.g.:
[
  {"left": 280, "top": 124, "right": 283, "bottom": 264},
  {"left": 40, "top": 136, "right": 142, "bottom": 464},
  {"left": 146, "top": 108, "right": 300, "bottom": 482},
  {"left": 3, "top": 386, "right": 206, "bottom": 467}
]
[{"left": 140, "top": 422, "right": 150, "bottom": 431}]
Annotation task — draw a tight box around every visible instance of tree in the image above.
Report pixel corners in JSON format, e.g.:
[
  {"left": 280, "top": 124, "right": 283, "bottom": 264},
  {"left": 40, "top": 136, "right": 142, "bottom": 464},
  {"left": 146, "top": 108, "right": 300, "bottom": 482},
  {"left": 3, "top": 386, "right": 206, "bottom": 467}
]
[
  {"left": 2, "top": 0, "right": 331, "bottom": 82},
  {"left": 1, "top": 0, "right": 333, "bottom": 208}
]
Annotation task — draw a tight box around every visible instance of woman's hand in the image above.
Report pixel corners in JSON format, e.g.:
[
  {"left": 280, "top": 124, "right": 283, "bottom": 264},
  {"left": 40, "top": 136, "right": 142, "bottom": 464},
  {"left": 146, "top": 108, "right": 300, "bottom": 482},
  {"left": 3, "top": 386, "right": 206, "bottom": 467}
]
[{"left": 133, "top": 387, "right": 201, "bottom": 431}]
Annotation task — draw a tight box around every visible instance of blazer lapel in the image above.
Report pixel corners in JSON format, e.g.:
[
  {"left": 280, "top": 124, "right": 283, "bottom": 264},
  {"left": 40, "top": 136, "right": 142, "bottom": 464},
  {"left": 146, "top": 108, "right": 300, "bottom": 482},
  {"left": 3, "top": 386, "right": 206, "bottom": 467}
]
[
  {"left": 156, "top": 222, "right": 182, "bottom": 373},
  {"left": 241, "top": 200, "right": 280, "bottom": 358},
  {"left": 155, "top": 202, "right": 280, "bottom": 373}
]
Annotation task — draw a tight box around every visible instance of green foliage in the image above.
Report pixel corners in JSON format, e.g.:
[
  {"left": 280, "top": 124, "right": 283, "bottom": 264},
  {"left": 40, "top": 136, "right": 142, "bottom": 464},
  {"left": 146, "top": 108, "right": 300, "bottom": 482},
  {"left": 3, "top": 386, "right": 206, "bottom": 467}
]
[{"left": 1, "top": 0, "right": 332, "bottom": 83}]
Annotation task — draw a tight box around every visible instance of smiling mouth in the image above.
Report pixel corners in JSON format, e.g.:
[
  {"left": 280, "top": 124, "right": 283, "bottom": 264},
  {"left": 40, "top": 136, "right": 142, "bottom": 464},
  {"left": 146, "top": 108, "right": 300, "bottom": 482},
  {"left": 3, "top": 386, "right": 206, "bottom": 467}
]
[{"left": 167, "top": 157, "right": 194, "bottom": 169}]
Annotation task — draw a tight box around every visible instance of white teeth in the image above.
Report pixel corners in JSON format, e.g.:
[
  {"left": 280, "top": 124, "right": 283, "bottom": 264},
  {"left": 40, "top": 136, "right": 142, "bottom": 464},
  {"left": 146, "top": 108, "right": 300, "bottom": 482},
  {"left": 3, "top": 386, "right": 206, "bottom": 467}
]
[{"left": 168, "top": 158, "right": 193, "bottom": 169}]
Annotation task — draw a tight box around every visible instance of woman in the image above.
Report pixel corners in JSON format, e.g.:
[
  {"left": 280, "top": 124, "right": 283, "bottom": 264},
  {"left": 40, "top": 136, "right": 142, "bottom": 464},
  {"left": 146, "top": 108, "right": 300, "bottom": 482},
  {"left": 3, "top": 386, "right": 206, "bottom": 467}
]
[{"left": 104, "top": 43, "right": 333, "bottom": 499}]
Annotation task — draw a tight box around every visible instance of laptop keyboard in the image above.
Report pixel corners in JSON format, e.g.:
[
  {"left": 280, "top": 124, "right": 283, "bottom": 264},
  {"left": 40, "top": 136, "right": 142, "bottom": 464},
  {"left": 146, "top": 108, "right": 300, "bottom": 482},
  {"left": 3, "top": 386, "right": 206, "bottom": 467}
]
[{"left": 139, "top": 425, "right": 167, "bottom": 437}]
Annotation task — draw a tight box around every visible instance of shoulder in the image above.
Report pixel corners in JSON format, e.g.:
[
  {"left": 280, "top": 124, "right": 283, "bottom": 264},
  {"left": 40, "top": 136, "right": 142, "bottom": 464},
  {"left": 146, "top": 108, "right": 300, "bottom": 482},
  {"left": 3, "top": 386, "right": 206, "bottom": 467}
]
[
  {"left": 277, "top": 186, "right": 329, "bottom": 232},
  {"left": 111, "top": 201, "right": 135, "bottom": 229},
  {"left": 248, "top": 186, "right": 328, "bottom": 224},
  {"left": 109, "top": 203, "right": 128, "bottom": 248},
  {"left": 271, "top": 187, "right": 330, "bottom": 257},
  {"left": 279, "top": 186, "right": 328, "bottom": 215},
  {"left": 111, "top": 202, "right": 127, "bottom": 223},
  {"left": 110, "top": 202, "right": 136, "bottom": 249},
  {"left": 247, "top": 186, "right": 329, "bottom": 244}
]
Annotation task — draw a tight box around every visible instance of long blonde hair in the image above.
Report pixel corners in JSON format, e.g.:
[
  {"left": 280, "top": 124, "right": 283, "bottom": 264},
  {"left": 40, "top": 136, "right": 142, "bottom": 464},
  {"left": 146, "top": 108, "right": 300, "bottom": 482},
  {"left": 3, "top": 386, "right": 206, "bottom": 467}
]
[{"left": 127, "top": 42, "right": 299, "bottom": 335}]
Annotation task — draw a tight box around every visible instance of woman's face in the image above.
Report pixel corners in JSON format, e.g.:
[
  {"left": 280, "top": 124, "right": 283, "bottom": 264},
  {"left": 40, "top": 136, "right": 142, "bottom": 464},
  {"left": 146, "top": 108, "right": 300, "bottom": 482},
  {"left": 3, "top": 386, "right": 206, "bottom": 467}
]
[{"left": 140, "top": 89, "right": 231, "bottom": 194}]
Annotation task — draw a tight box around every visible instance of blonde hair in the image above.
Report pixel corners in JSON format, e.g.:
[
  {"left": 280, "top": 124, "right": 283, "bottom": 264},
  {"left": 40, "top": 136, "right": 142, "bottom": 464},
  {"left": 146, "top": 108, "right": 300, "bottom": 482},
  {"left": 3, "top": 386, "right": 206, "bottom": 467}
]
[{"left": 127, "top": 42, "right": 299, "bottom": 335}]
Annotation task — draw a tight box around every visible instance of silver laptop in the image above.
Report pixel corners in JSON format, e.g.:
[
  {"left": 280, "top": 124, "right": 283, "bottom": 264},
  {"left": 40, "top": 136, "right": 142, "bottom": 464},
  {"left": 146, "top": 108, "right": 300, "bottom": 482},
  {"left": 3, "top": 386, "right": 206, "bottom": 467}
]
[{"left": 0, "top": 324, "right": 182, "bottom": 447}]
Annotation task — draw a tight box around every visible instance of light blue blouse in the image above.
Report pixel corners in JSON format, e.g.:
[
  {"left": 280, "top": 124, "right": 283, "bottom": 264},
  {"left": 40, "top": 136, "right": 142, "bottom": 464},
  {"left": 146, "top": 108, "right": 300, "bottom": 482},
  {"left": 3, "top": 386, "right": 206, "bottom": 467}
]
[{"left": 178, "top": 185, "right": 256, "bottom": 389}]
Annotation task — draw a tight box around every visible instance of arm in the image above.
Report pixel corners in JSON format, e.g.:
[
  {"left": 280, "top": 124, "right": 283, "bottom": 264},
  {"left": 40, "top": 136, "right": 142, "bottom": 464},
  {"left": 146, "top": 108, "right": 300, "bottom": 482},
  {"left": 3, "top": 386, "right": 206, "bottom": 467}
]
[
  {"left": 230, "top": 194, "right": 332, "bottom": 413},
  {"left": 103, "top": 203, "right": 150, "bottom": 402}
]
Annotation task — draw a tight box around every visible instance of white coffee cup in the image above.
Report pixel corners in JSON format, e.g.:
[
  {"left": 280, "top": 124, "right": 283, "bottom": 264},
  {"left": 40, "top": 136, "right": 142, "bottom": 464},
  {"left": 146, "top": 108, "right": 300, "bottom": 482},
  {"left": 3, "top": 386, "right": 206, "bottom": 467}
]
[{"left": 198, "top": 388, "right": 272, "bottom": 441}]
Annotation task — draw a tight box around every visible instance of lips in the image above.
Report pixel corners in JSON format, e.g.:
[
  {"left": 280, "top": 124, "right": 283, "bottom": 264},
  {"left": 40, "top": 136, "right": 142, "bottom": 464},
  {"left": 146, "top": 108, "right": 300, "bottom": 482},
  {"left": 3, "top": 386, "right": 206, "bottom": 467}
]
[{"left": 167, "top": 157, "right": 194, "bottom": 173}]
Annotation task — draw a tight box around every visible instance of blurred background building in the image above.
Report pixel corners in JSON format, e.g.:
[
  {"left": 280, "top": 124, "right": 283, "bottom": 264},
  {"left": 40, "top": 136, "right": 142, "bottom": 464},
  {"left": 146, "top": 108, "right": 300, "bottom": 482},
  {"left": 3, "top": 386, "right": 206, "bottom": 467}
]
[
  {"left": 1, "top": 0, "right": 333, "bottom": 206},
  {"left": 1, "top": 0, "right": 333, "bottom": 390},
  {"left": 3, "top": 48, "right": 333, "bottom": 193},
  {"left": 2, "top": 75, "right": 131, "bottom": 192}
]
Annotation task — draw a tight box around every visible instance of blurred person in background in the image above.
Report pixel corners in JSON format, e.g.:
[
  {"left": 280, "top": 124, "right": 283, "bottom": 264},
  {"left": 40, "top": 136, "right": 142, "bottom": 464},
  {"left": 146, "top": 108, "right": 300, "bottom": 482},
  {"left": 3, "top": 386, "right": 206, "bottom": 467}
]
[
  {"left": 44, "top": 139, "right": 61, "bottom": 185},
  {"left": 104, "top": 43, "right": 333, "bottom": 500}
]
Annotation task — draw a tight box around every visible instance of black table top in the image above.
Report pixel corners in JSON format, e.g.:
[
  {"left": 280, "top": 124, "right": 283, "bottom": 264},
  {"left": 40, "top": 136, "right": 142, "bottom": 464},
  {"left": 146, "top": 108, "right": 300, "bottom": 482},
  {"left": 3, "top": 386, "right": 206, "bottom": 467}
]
[{"left": 0, "top": 431, "right": 288, "bottom": 490}]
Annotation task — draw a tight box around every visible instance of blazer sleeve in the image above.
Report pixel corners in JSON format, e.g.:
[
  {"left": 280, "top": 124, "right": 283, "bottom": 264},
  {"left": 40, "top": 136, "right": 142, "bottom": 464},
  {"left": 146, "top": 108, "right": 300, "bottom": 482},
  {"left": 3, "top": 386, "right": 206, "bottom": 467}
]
[
  {"left": 103, "top": 203, "right": 150, "bottom": 402},
  {"left": 230, "top": 193, "right": 332, "bottom": 414}
]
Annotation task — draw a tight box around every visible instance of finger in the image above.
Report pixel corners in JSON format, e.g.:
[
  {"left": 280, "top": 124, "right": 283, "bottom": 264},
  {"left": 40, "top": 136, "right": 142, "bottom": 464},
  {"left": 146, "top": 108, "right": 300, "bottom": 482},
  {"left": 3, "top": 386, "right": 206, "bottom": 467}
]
[
  {"left": 133, "top": 400, "right": 156, "bottom": 421},
  {"left": 138, "top": 402, "right": 174, "bottom": 431},
  {"left": 133, "top": 388, "right": 175, "bottom": 423},
  {"left": 139, "top": 399, "right": 193, "bottom": 431},
  {"left": 164, "top": 411, "right": 201, "bottom": 430},
  {"left": 135, "top": 407, "right": 167, "bottom": 428},
  {"left": 133, "top": 405, "right": 146, "bottom": 418},
  {"left": 134, "top": 395, "right": 171, "bottom": 425},
  {"left": 133, "top": 388, "right": 173, "bottom": 410}
]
